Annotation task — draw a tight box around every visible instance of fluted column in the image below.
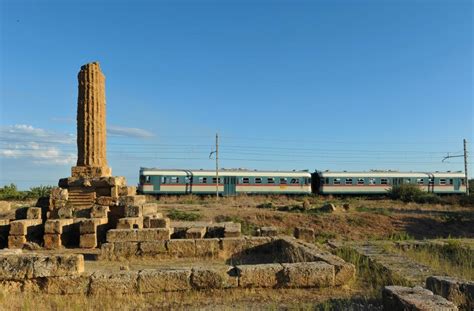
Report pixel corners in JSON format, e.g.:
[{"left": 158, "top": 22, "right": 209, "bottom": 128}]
[{"left": 72, "top": 62, "right": 111, "bottom": 178}]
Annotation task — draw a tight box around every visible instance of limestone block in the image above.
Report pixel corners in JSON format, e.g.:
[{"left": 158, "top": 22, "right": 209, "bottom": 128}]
[
  {"left": 8, "top": 235, "right": 26, "bottom": 249},
  {"left": 294, "top": 227, "right": 315, "bottom": 242},
  {"left": 138, "top": 269, "right": 191, "bottom": 293},
  {"left": 107, "top": 229, "right": 138, "bottom": 242},
  {"left": 195, "top": 238, "right": 219, "bottom": 258},
  {"left": 139, "top": 241, "right": 168, "bottom": 256},
  {"left": 113, "top": 242, "right": 139, "bottom": 258},
  {"left": 426, "top": 276, "right": 473, "bottom": 310},
  {"left": 136, "top": 228, "right": 171, "bottom": 241},
  {"left": 124, "top": 205, "right": 142, "bottom": 217},
  {"left": 191, "top": 266, "right": 238, "bottom": 289},
  {"left": 260, "top": 226, "right": 278, "bottom": 237},
  {"left": 90, "top": 271, "right": 139, "bottom": 295},
  {"left": 80, "top": 233, "right": 97, "bottom": 248},
  {"left": 0, "top": 201, "right": 11, "bottom": 212},
  {"left": 57, "top": 205, "right": 74, "bottom": 219},
  {"left": 45, "top": 275, "right": 91, "bottom": 295},
  {"left": 44, "top": 234, "right": 61, "bottom": 249},
  {"left": 245, "top": 236, "right": 272, "bottom": 249},
  {"left": 0, "top": 219, "right": 10, "bottom": 226},
  {"left": 79, "top": 218, "right": 108, "bottom": 234},
  {"left": 219, "top": 238, "right": 247, "bottom": 259},
  {"left": 206, "top": 224, "right": 225, "bottom": 238},
  {"left": 282, "top": 262, "right": 335, "bottom": 288},
  {"left": 50, "top": 187, "right": 68, "bottom": 201},
  {"left": 32, "top": 254, "right": 84, "bottom": 277},
  {"left": 142, "top": 203, "right": 158, "bottom": 216},
  {"left": 71, "top": 166, "right": 111, "bottom": 179},
  {"left": 236, "top": 263, "right": 284, "bottom": 288},
  {"left": 119, "top": 195, "right": 146, "bottom": 207},
  {"left": 96, "top": 196, "right": 117, "bottom": 206},
  {"left": 185, "top": 227, "right": 206, "bottom": 239},
  {"left": 167, "top": 239, "right": 195, "bottom": 258},
  {"left": 99, "top": 243, "right": 115, "bottom": 260},
  {"left": 224, "top": 223, "right": 241, "bottom": 237},
  {"left": 0, "top": 253, "right": 84, "bottom": 280},
  {"left": 119, "top": 186, "right": 136, "bottom": 196},
  {"left": 151, "top": 217, "right": 170, "bottom": 229},
  {"left": 117, "top": 217, "right": 143, "bottom": 229},
  {"left": 9, "top": 219, "right": 42, "bottom": 236},
  {"left": 90, "top": 204, "right": 110, "bottom": 218},
  {"left": 143, "top": 214, "right": 164, "bottom": 228},
  {"left": 0, "top": 280, "right": 23, "bottom": 293},
  {"left": 44, "top": 219, "right": 74, "bottom": 234},
  {"left": 382, "top": 286, "right": 458, "bottom": 311}
]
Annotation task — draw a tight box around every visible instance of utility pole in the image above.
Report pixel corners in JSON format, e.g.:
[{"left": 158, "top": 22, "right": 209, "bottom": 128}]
[
  {"left": 215, "top": 133, "right": 219, "bottom": 200},
  {"left": 464, "top": 139, "right": 469, "bottom": 196},
  {"left": 442, "top": 139, "right": 469, "bottom": 195}
]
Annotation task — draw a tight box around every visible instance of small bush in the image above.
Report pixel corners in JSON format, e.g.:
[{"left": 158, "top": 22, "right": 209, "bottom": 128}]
[
  {"left": 256, "top": 202, "right": 273, "bottom": 209},
  {"left": 389, "top": 184, "right": 424, "bottom": 202},
  {"left": 166, "top": 209, "right": 202, "bottom": 221},
  {"left": 414, "top": 193, "right": 441, "bottom": 204}
]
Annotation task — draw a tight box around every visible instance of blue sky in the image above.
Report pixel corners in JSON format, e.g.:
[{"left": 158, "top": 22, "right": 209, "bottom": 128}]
[{"left": 0, "top": 0, "right": 472, "bottom": 189}]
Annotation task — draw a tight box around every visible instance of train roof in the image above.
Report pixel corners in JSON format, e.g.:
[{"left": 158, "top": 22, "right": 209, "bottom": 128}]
[
  {"left": 140, "top": 168, "right": 311, "bottom": 177},
  {"left": 316, "top": 171, "right": 465, "bottom": 178}
]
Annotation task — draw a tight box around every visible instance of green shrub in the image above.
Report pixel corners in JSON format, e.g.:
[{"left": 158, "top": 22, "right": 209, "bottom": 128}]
[
  {"left": 0, "top": 184, "right": 26, "bottom": 200},
  {"left": 389, "top": 184, "right": 424, "bottom": 202},
  {"left": 414, "top": 193, "right": 441, "bottom": 204},
  {"left": 166, "top": 209, "right": 202, "bottom": 221}
]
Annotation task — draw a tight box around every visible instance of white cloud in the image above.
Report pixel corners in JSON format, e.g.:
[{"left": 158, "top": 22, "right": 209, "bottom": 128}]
[
  {"left": 107, "top": 125, "right": 153, "bottom": 138},
  {"left": 0, "top": 125, "right": 76, "bottom": 165}
]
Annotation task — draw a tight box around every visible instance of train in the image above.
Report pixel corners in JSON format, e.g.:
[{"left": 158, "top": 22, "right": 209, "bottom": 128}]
[{"left": 138, "top": 168, "right": 467, "bottom": 196}]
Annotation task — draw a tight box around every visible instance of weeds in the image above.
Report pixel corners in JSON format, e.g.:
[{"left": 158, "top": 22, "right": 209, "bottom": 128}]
[
  {"left": 387, "top": 232, "right": 414, "bottom": 241},
  {"left": 167, "top": 209, "right": 202, "bottom": 221},
  {"left": 214, "top": 215, "right": 258, "bottom": 235},
  {"left": 355, "top": 206, "right": 392, "bottom": 216}
]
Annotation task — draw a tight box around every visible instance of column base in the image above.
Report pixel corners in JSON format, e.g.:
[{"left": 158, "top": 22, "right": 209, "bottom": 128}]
[{"left": 71, "top": 166, "right": 112, "bottom": 178}]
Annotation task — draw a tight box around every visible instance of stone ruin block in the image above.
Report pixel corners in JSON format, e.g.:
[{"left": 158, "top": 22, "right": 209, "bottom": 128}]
[
  {"left": 281, "top": 262, "right": 335, "bottom": 288},
  {"left": 0, "top": 219, "right": 10, "bottom": 249},
  {"left": 426, "top": 276, "right": 473, "bottom": 310},
  {"left": 118, "top": 186, "right": 136, "bottom": 196},
  {"left": 152, "top": 217, "right": 170, "bottom": 229},
  {"left": 44, "top": 274, "right": 91, "bottom": 295},
  {"left": 89, "top": 270, "right": 139, "bottom": 295},
  {"left": 95, "top": 196, "right": 117, "bottom": 206},
  {"left": 191, "top": 266, "right": 238, "bottom": 289},
  {"left": 91, "top": 204, "right": 109, "bottom": 218},
  {"left": 139, "top": 241, "right": 168, "bottom": 256},
  {"left": 206, "top": 223, "right": 226, "bottom": 238},
  {"left": 113, "top": 241, "right": 139, "bottom": 258},
  {"left": 8, "top": 236, "right": 27, "bottom": 249},
  {"left": 185, "top": 227, "right": 206, "bottom": 239},
  {"left": 195, "top": 238, "right": 219, "bottom": 258},
  {"left": 236, "top": 263, "right": 284, "bottom": 288},
  {"left": 0, "top": 253, "right": 84, "bottom": 280},
  {"left": 26, "top": 207, "right": 42, "bottom": 220},
  {"left": 124, "top": 203, "right": 158, "bottom": 218},
  {"left": 294, "top": 227, "right": 315, "bottom": 242},
  {"left": 224, "top": 223, "right": 241, "bottom": 237},
  {"left": 119, "top": 195, "right": 146, "bottom": 207},
  {"left": 382, "top": 286, "right": 458, "bottom": 311},
  {"left": 80, "top": 233, "right": 98, "bottom": 248},
  {"left": 107, "top": 228, "right": 170, "bottom": 243},
  {"left": 9, "top": 219, "right": 43, "bottom": 236},
  {"left": 167, "top": 239, "right": 196, "bottom": 258},
  {"left": 259, "top": 226, "right": 278, "bottom": 237},
  {"left": 143, "top": 214, "right": 164, "bottom": 228},
  {"left": 117, "top": 217, "right": 143, "bottom": 229},
  {"left": 138, "top": 269, "right": 192, "bottom": 293},
  {"left": 219, "top": 238, "right": 247, "bottom": 259}
]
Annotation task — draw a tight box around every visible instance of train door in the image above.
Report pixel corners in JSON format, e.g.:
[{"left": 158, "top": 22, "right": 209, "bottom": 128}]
[
  {"left": 224, "top": 176, "right": 237, "bottom": 196},
  {"left": 454, "top": 178, "right": 460, "bottom": 191}
]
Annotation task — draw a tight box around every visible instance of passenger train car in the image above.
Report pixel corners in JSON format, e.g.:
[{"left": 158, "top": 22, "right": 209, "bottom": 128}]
[
  {"left": 138, "top": 168, "right": 467, "bottom": 196},
  {"left": 139, "top": 168, "right": 312, "bottom": 196},
  {"left": 314, "top": 171, "right": 467, "bottom": 195}
]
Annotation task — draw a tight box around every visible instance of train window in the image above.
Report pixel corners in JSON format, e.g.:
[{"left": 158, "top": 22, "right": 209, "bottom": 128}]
[
  {"left": 267, "top": 178, "right": 275, "bottom": 184},
  {"left": 357, "top": 178, "right": 364, "bottom": 185},
  {"left": 305, "top": 178, "right": 311, "bottom": 185},
  {"left": 290, "top": 178, "right": 300, "bottom": 184},
  {"left": 369, "top": 178, "right": 376, "bottom": 185},
  {"left": 185, "top": 176, "right": 192, "bottom": 183},
  {"left": 320, "top": 178, "right": 325, "bottom": 185},
  {"left": 449, "top": 179, "right": 453, "bottom": 185},
  {"left": 417, "top": 178, "right": 424, "bottom": 185},
  {"left": 461, "top": 179, "right": 465, "bottom": 185},
  {"left": 280, "top": 178, "right": 287, "bottom": 184},
  {"left": 429, "top": 178, "right": 434, "bottom": 185},
  {"left": 145, "top": 176, "right": 151, "bottom": 183},
  {"left": 345, "top": 178, "right": 353, "bottom": 185},
  {"left": 198, "top": 177, "right": 207, "bottom": 184},
  {"left": 439, "top": 179, "right": 446, "bottom": 185},
  {"left": 212, "top": 177, "right": 222, "bottom": 184},
  {"left": 405, "top": 179, "right": 411, "bottom": 184},
  {"left": 242, "top": 177, "right": 250, "bottom": 184},
  {"left": 162, "top": 177, "right": 167, "bottom": 184},
  {"left": 170, "top": 177, "right": 179, "bottom": 184},
  {"left": 255, "top": 178, "right": 262, "bottom": 184},
  {"left": 333, "top": 178, "right": 341, "bottom": 185},
  {"left": 325, "top": 178, "right": 329, "bottom": 184},
  {"left": 381, "top": 178, "right": 388, "bottom": 185}
]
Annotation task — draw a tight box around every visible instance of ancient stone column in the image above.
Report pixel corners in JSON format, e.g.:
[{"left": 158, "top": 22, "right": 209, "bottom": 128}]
[{"left": 72, "top": 62, "right": 111, "bottom": 178}]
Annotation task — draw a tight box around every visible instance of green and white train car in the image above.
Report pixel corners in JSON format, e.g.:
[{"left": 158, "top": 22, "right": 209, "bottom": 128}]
[
  {"left": 139, "top": 168, "right": 312, "bottom": 196},
  {"left": 314, "top": 171, "right": 467, "bottom": 195}
]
